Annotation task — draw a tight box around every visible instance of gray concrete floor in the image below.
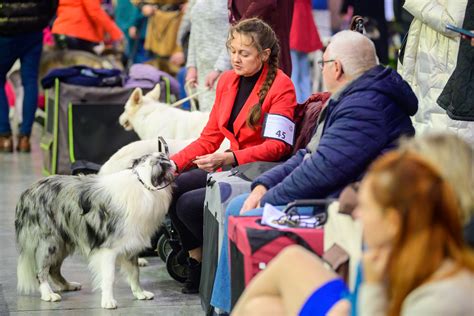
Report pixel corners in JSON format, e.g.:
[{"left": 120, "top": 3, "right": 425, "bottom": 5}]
[{"left": 0, "top": 126, "right": 203, "bottom": 315}]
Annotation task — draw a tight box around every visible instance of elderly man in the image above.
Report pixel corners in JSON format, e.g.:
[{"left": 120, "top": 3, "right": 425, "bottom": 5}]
[
  {"left": 240, "top": 30, "right": 418, "bottom": 211},
  {"left": 210, "top": 30, "right": 418, "bottom": 314}
]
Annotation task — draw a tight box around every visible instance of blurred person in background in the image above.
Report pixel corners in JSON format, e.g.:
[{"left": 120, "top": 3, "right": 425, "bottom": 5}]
[
  {"left": 115, "top": 0, "right": 149, "bottom": 64},
  {"left": 184, "top": 0, "right": 231, "bottom": 112},
  {"left": 341, "top": 0, "right": 389, "bottom": 64},
  {"left": 398, "top": 0, "right": 474, "bottom": 147},
  {"left": 134, "top": 0, "right": 186, "bottom": 75},
  {"left": 290, "top": 0, "right": 323, "bottom": 103},
  {"left": 0, "top": 0, "right": 58, "bottom": 153},
  {"left": 52, "top": 0, "right": 123, "bottom": 53}
]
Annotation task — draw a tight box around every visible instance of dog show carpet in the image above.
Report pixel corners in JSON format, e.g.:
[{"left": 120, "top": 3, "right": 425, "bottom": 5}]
[{"left": 0, "top": 127, "right": 202, "bottom": 315}]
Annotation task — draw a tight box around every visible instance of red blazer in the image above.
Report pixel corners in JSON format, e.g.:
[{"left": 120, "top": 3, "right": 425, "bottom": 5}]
[
  {"left": 52, "top": 0, "right": 123, "bottom": 44},
  {"left": 171, "top": 64, "right": 297, "bottom": 172}
]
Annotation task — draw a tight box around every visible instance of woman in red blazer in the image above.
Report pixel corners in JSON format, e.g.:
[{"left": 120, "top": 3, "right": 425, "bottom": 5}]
[
  {"left": 52, "top": 0, "right": 123, "bottom": 53},
  {"left": 168, "top": 18, "right": 297, "bottom": 294}
]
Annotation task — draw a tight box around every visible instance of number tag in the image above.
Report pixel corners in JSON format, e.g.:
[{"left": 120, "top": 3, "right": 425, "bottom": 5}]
[{"left": 262, "top": 114, "right": 295, "bottom": 146}]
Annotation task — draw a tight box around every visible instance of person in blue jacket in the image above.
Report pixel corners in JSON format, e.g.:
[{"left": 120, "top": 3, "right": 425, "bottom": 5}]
[
  {"left": 210, "top": 29, "right": 418, "bottom": 313},
  {"left": 240, "top": 29, "right": 418, "bottom": 212}
]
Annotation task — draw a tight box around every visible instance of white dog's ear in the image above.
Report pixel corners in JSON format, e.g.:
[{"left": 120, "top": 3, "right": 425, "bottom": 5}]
[
  {"left": 151, "top": 164, "right": 161, "bottom": 187},
  {"left": 131, "top": 88, "right": 143, "bottom": 105},
  {"left": 146, "top": 84, "right": 161, "bottom": 101}
]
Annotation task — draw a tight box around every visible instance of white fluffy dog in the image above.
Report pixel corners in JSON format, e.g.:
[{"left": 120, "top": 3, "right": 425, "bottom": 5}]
[
  {"left": 119, "top": 84, "right": 210, "bottom": 140},
  {"left": 15, "top": 153, "right": 175, "bottom": 309},
  {"left": 118, "top": 84, "right": 230, "bottom": 154}
]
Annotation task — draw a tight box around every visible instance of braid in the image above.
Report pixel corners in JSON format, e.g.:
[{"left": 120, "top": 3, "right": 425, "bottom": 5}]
[
  {"left": 227, "top": 18, "right": 281, "bottom": 129},
  {"left": 247, "top": 50, "right": 279, "bottom": 128}
]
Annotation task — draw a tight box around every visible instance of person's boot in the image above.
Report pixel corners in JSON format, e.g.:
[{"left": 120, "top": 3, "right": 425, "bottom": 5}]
[
  {"left": 181, "top": 257, "right": 201, "bottom": 294},
  {"left": 0, "top": 134, "right": 13, "bottom": 153},
  {"left": 16, "top": 134, "right": 31, "bottom": 153}
]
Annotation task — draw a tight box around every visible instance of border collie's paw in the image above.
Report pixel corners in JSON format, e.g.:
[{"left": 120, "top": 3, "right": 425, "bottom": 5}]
[
  {"left": 101, "top": 297, "right": 117, "bottom": 309},
  {"left": 61, "top": 281, "right": 82, "bottom": 291},
  {"left": 41, "top": 292, "right": 62, "bottom": 302},
  {"left": 134, "top": 290, "right": 154, "bottom": 300},
  {"left": 138, "top": 258, "right": 149, "bottom": 267}
]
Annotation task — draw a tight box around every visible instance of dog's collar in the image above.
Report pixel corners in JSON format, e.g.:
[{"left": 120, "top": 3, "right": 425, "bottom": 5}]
[{"left": 132, "top": 168, "right": 172, "bottom": 191}]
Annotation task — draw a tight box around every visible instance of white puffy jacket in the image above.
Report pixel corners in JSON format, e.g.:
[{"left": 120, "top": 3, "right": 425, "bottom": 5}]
[{"left": 398, "top": 0, "right": 473, "bottom": 146}]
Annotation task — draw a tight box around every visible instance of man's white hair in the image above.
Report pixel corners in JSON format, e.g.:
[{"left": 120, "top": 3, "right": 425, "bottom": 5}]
[{"left": 326, "top": 30, "right": 379, "bottom": 78}]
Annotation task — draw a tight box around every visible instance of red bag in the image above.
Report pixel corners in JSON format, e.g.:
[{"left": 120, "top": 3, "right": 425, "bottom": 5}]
[{"left": 228, "top": 216, "right": 324, "bottom": 307}]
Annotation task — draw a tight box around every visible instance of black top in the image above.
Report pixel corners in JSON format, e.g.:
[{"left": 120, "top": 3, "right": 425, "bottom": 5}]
[
  {"left": 227, "top": 67, "right": 263, "bottom": 133},
  {"left": 0, "top": 0, "right": 58, "bottom": 36}
]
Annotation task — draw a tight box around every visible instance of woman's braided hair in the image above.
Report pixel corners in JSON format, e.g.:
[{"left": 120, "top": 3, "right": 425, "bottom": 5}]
[{"left": 227, "top": 18, "right": 280, "bottom": 129}]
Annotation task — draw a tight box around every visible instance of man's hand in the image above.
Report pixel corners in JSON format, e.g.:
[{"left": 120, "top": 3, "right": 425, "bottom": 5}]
[
  {"left": 240, "top": 185, "right": 267, "bottom": 214},
  {"left": 186, "top": 66, "right": 198, "bottom": 88},
  {"left": 194, "top": 152, "right": 234, "bottom": 172},
  {"left": 205, "top": 70, "right": 222, "bottom": 89}
]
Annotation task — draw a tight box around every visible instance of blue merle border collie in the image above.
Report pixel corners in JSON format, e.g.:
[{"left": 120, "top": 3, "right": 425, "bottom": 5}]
[{"left": 15, "top": 152, "right": 174, "bottom": 309}]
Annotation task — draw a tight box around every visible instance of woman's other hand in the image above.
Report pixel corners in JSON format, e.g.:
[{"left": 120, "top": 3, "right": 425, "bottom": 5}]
[
  {"left": 194, "top": 152, "right": 235, "bottom": 172},
  {"left": 240, "top": 185, "right": 267, "bottom": 214},
  {"left": 205, "top": 70, "right": 222, "bottom": 89},
  {"left": 186, "top": 66, "right": 198, "bottom": 88}
]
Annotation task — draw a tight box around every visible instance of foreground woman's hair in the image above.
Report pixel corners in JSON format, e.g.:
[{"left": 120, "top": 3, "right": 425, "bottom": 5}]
[{"left": 367, "top": 151, "right": 474, "bottom": 316}]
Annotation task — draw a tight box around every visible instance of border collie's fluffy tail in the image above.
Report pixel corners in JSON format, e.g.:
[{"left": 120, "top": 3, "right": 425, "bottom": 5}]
[{"left": 17, "top": 245, "right": 38, "bottom": 294}]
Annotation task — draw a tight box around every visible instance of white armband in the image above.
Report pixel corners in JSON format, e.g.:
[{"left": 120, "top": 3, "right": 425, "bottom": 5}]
[{"left": 262, "top": 114, "right": 295, "bottom": 146}]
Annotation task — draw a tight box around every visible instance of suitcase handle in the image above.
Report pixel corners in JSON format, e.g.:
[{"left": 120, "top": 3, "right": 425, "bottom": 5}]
[{"left": 282, "top": 199, "right": 336, "bottom": 225}]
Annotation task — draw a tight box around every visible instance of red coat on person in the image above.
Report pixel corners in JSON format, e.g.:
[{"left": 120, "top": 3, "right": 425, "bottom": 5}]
[
  {"left": 52, "top": 0, "right": 123, "bottom": 44},
  {"left": 171, "top": 64, "right": 297, "bottom": 172},
  {"left": 228, "top": 0, "right": 294, "bottom": 76},
  {"left": 290, "top": 0, "right": 323, "bottom": 53}
]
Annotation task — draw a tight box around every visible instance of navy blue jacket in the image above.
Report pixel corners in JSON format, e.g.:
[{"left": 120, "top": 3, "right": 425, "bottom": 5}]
[{"left": 253, "top": 65, "right": 418, "bottom": 206}]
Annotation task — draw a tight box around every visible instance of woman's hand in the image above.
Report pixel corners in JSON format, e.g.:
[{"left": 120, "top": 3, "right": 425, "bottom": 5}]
[
  {"left": 170, "top": 52, "right": 185, "bottom": 66},
  {"left": 194, "top": 152, "right": 234, "bottom": 172},
  {"left": 205, "top": 70, "right": 222, "bottom": 89},
  {"left": 186, "top": 66, "right": 198, "bottom": 88},
  {"left": 128, "top": 26, "right": 138, "bottom": 39},
  {"left": 240, "top": 185, "right": 267, "bottom": 214},
  {"left": 461, "top": 31, "right": 474, "bottom": 46},
  {"left": 141, "top": 4, "right": 156, "bottom": 17},
  {"left": 362, "top": 246, "right": 391, "bottom": 284}
]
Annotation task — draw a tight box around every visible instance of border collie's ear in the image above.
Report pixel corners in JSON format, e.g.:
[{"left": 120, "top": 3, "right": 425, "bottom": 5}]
[
  {"left": 146, "top": 84, "right": 161, "bottom": 101},
  {"left": 131, "top": 88, "right": 143, "bottom": 105},
  {"left": 131, "top": 157, "right": 141, "bottom": 168},
  {"left": 151, "top": 164, "right": 162, "bottom": 187}
]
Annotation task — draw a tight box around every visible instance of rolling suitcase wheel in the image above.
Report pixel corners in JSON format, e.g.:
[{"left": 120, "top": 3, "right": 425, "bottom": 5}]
[
  {"left": 157, "top": 234, "right": 173, "bottom": 262},
  {"left": 166, "top": 249, "right": 188, "bottom": 283}
]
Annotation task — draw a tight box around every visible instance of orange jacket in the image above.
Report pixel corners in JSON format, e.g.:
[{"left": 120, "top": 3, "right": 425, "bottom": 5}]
[
  {"left": 52, "top": 0, "right": 123, "bottom": 43},
  {"left": 171, "top": 64, "right": 297, "bottom": 172}
]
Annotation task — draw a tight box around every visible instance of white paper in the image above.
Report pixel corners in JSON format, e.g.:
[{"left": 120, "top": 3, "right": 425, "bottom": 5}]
[{"left": 262, "top": 114, "right": 295, "bottom": 146}]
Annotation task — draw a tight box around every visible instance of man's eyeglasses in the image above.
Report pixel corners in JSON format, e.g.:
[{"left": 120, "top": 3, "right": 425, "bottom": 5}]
[{"left": 317, "top": 59, "right": 336, "bottom": 69}]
